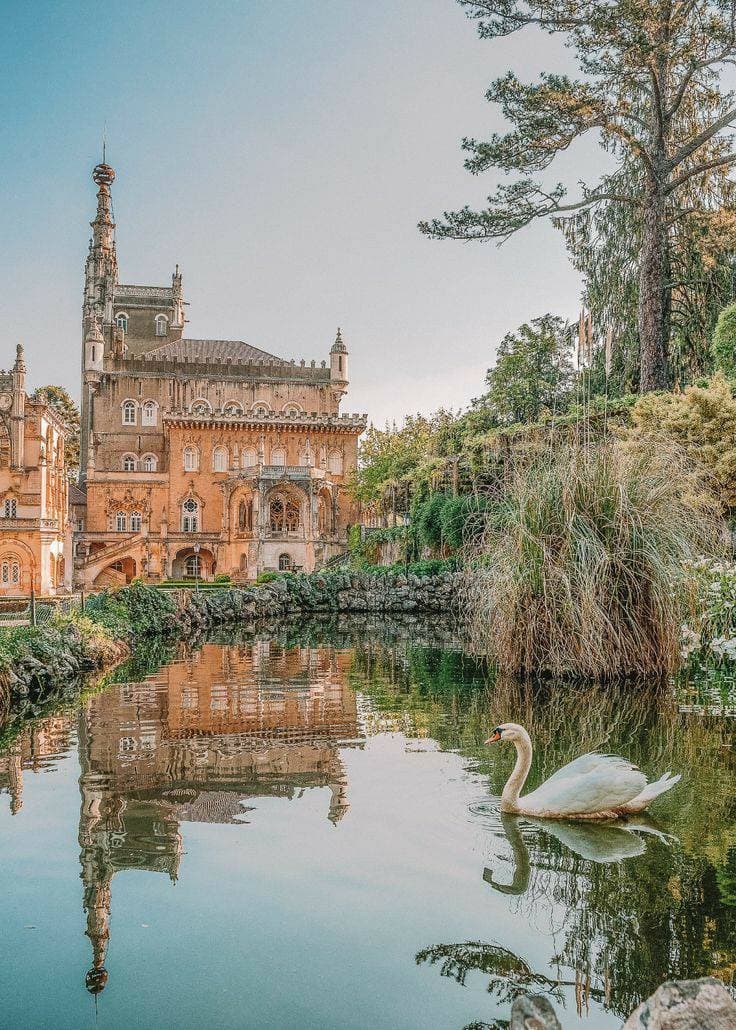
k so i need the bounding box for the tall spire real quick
[91,161,116,254]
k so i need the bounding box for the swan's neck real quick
[501,733,532,813]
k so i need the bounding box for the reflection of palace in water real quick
[3,641,362,995]
[0,716,72,815]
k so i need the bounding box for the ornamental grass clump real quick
[463,442,722,679]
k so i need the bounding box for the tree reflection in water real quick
[349,635,736,1024]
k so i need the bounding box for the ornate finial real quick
[92,162,115,188]
[331,327,347,353]
[14,344,25,373]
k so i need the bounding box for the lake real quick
[1,616,735,1029]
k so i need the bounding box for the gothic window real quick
[142,453,157,472]
[269,494,299,533]
[122,454,137,472]
[328,449,344,475]
[1,557,20,586]
[212,446,228,473]
[141,400,158,426]
[181,498,199,532]
[122,400,137,426]
[116,313,128,332]
[298,450,310,467]
[242,448,257,468]
[130,511,142,533]
[270,447,286,466]
[3,498,16,518]
[278,553,291,571]
[223,401,243,415]
[252,403,269,416]
[155,314,168,337]
[183,446,199,472]
[115,511,127,532]
[185,554,201,577]
[191,399,211,416]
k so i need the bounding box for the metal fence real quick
[0,593,86,628]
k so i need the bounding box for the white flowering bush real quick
[682,557,736,662]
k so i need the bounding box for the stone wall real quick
[176,570,463,633]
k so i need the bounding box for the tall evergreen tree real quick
[420,1,736,392]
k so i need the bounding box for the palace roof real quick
[148,338,286,365]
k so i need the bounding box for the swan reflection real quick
[483,811,675,895]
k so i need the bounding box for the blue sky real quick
[0,0,585,426]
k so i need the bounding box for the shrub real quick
[414,493,450,551]
[630,373,736,510]
[713,302,736,377]
[440,494,488,550]
[462,441,723,679]
[255,571,282,584]
[213,573,232,584]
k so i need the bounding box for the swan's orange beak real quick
[486,728,502,745]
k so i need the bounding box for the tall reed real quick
[462,442,722,679]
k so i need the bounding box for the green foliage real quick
[213,573,232,584]
[485,315,574,424]
[413,493,448,551]
[630,374,736,510]
[348,525,408,568]
[255,571,282,584]
[85,582,177,637]
[712,303,736,377]
[440,494,487,550]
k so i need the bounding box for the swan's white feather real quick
[521,753,647,817]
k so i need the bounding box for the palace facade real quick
[0,346,70,595]
[75,162,366,588]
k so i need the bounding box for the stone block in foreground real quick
[623,978,736,1029]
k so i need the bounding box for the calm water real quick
[1,618,736,1030]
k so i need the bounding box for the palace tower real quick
[75,162,366,587]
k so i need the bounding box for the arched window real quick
[3,498,17,518]
[183,446,199,472]
[130,511,142,533]
[212,446,228,472]
[141,400,157,427]
[142,453,157,472]
[223,401,243,416]
[122,400,137,426]
[115,511,127,532]
[116,312,128,332]
[283,403,302,415]
[181,498,199,532]
[269,494,300,533]
[1,557,20,586]
[278,553,291,571]
[155,314,168,337]
[252,403,269,416]
[190,399,211,415]
[185,554,201,578]
[242,448,257,468]
[328,449,344,475]
[122,453,137,472]
[270,447,286,466]
[298,450,310,468]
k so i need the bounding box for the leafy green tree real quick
[712,302,736,377]
[38,384,80,475]
[421,1,736,393]
[484,315,573,424]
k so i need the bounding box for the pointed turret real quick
[330,327,348,392]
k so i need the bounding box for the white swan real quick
[486,723,680,820]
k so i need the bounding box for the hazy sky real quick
[0,0,588,427]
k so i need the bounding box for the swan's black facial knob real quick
[486,727,502,744]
